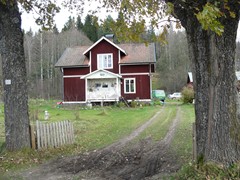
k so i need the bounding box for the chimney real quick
[105,34,114,42]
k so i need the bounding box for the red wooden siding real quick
[121,75,151,100]
[64,78,85,101]
[121,65,150,73]
[64,67,89,76]
[91,40,119,73]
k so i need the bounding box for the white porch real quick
[81,69,121,102]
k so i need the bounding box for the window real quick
[102,83,108,88]
[124,78,136,94]
[97,54,113,69]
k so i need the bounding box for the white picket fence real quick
[31,120,74,149]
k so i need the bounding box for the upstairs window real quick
[97,54,113,69]
[124,78,136,94]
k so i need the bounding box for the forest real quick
[1,14,239,100]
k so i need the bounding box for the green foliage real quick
[98,15,115,37]
[82,15,99,42]
[76,15,83,31]
[117,101,126,108]
[181,86,194,104]
[195,2,224,35]
[62,16,75,32]
[130,100,138,108]
[152,99,163,106]
[18,0,60,29]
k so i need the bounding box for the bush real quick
[117,101,126,108]
[130,100,138,108]
[181,86,194,104]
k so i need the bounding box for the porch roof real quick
[81,69,122,79]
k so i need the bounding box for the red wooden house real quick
[55,36,156,103]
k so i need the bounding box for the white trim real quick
[118,50,121,74]
[83,36,126,55]
[63,101,87,104]
[88,99,119,102]
[81,69,122,79]
[97,53,113,70]
[63,75,84,78]
[126,99,151,102]
[120,63,154,65]
[62,99,151,104]
[89,51,92,73]
[121,73,149,76]
[124,78,136,94]
[85,78,88,102]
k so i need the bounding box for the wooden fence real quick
[30,120,74,149]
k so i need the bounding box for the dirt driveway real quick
[10,106,182,180]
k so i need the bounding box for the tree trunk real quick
[0,1,30,150]
[40,32,44,99]
[175,3,240,164]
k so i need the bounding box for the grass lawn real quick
[0,99,161,172]
[0,100,195,174]
[170,104,195,162]
[136,104,178,142]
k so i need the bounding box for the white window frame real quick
[97,53,113,70]
[124,78,136,94]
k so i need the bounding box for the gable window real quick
[97,54,113,69]
[124,78,136,94]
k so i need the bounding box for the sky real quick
[21,3,118,33]
[21,5,240,42]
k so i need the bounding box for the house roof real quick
[83,36,127,55]
[55,46,89,67]
[81,69,122,79]
[119,43,156,64]
[55,37,156,68]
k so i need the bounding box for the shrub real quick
[130,100,138,108]
[117,101,126,108]
[181,86,194,104]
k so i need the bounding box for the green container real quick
[152,90,166,101]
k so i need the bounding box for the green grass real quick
[73,106,160,150]
[170,104,195,162]
[136,105,178,142]
[0,100,160,173]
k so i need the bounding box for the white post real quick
[85,78,88,102]
[44,110,49,120]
